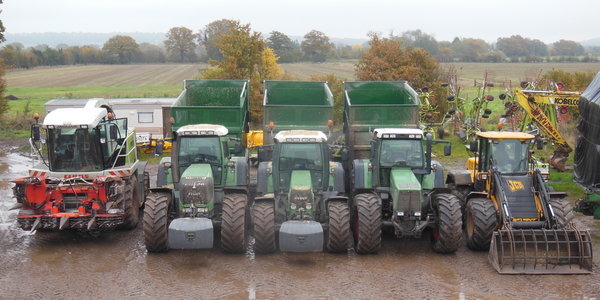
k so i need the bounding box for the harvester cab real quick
[448,131,592,274]
[13,98,148,232]
[350,128,462,254]
[144,124,248,253]
[253,130,349,253]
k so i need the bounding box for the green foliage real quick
[396,29,439,56]
[301,30,334,62]
[267,31,302,62]
[551,40,585,56]
[164,27,198,62]
[199,19,239,61]
[541,69,595,90]
[496,35,548,57]
[102,35,140,64]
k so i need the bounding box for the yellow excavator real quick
[447,131,592,274]
[507,88,581,171]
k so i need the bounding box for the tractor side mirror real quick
[469,141,478,152]
[444,144,452,156]
[109,125,119,140]
[32,124,41,142]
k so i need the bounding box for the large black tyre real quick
[122,175,140,229]
[143,192,170,252]
[326,201,351,253]
[221,194,247,253]
[252,201,276,254]
[431,193,463,253]
[550,198,575,228]
[353,193,382,254]
[465,198,496,251]
[451,186,471,215]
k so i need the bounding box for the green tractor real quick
[143,124,249,253]
[252,130,350,253]
[349,128,462,254]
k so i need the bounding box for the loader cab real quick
[171,124,228,186]
[272,130,329,194]
[372,128,426,187]
[475,132,533,175]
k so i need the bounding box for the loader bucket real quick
[488,228,593,274]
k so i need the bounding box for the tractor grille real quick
[397,190,420,213]
[62,193,88,209]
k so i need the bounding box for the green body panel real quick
[288,170,315,218]
[390,168,423,210]
[343,81,420,160]
[263,81,333,141]
[421,171,435,190]
[179,163,215,212]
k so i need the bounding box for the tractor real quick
[252,130,349,253]
[12,99,148,232]
[143,124,249,253]
[446,131,593,274]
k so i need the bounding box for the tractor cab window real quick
[47,128,103,172]
[278,143,325,190]
[177,136,223,183]
[98,118,128,168]
[379,139,424,168]
[491,139,529,174]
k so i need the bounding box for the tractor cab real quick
[472,132,532,175]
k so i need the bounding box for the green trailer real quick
[343,81,420,161]
[144,79,250,253]
[343,81,462,254]
[262,80,334,144]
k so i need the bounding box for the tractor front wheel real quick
[353,193,382,254]
[143,192,170,252]
[550,198,575,228]
[252,201,276,254]
[221,194,247,253]
[431,193,462,253]
[465,198,496,251]
[326,201,351,253]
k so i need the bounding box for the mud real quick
[1,149,599,299]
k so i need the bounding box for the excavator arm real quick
[513,89,581,171]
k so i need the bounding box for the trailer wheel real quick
[221,193,247,253]
[122,175,140,229]
[354,193,382,254]
[143,192,170,252]
[465,198,496,251]
[431,193,463,253]
[550,198,575,228]
[326,201,351,253]
[252,201,276,254]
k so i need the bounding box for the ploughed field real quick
[0,147,599,299]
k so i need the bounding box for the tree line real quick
[1,21,599,69]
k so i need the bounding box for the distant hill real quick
[4,32,368,48]
[4,32,166,47]
[581,37,600,47]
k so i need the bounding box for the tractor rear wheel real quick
[252,201,276,254]
[122,175,140,229]
[431,193,462,253]
[326,201,351,253]
[550,198,575,228]
[354,193,382,254]
[143,192,170,252]
[465,198,496,251]
[221,193,247,253]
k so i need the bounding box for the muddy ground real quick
[1,140,599,299]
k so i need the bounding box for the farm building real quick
[44,98,175,141]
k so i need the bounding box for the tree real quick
[201,22,282,123]
[102,35,139,64]
[551,40,585,56]
[310,73,346,126]
[451,38,490,61]
[199,19,239,61]
[267,31,301,62]
[496,35,530,57]
[138,43,166,63]
[164,26,197,62]
[301,30,334,62]
[397,29,439,56]
[0,0,7,119]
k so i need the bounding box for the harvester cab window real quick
[491,139,528,174]
[48,128,103,172]
[379,139,424,168]
[177,136,223,183]
[278,143,324,190]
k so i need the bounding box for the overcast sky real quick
[2,0,598,44]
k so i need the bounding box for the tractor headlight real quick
[290,203,297,210]
[305,203,312,210]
